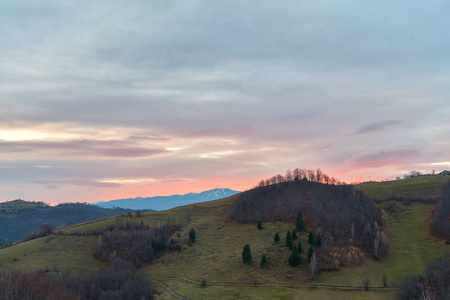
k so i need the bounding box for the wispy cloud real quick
[355,120,402,135]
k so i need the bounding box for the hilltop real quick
[0,176,448,299]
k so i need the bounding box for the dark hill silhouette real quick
[0,200,139,245]
[230,180,388,262]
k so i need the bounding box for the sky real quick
[1,1,449,204]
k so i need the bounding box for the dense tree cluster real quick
[94,221,180,266]
[0,269,78,300]
[230,180,388,264]
[57,258,154,300]
[431,180,450,239]
[255,168,340,188]
[398,256,450,300]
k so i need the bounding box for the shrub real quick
[274,232,280,244]
[296,210,305,231]
[257,221,263,230]
[242,244,252,265]
[289,245,300,267]
[292,229,298,241]
[286,230,293,249]
[260,254,269,268]
[189,228,196,244]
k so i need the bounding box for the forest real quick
[231,174,388,268]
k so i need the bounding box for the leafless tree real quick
[316,168,323,183]
[310,254,318,280]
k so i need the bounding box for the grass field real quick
[355,175,449,199]
[0,178,448,299]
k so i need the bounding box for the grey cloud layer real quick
[1,1,449,202]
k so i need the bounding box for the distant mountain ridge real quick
[95,188,241,211]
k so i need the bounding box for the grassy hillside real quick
[355,175,449,199]
[1,179,448,299]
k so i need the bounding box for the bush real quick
[257,221,263,230]
[289,245,300,267]
[296,210,305,231]
[308,246,314,262]
[260,254,269,268]
[292,229,298,241]
[242,244,252,265]
[274,232,280,244]
[189,228,196,244]
[286,230,293,249]
[308,231,314,245]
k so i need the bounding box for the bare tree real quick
[310,253,318,280]
[307,169,316,181]
[316,168,323,183]
[285,170,292,182]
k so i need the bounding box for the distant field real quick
[355,175,449,199]
[0,180,448,299]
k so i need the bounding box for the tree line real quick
[255,168,341,188]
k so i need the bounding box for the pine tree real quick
[257,221,263,230]
[296,210,305,231]
[308,231,314,245]
[289,245,301,267]
[291,229,298,241]
[308,246,315,262]
[316,232,322,247]
[274,232,280,244]
[242,244,252,265]
[286,231,293,249]
[297,240,303,254]
[260,254,269,268]
[189,228,196,244]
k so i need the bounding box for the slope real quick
[0,180,448,299]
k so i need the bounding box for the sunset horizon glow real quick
[1,1,449,204]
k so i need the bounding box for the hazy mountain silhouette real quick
[95,188,241,210]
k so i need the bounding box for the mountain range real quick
[94,188,241,210]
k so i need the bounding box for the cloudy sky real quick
[1,1,449,204]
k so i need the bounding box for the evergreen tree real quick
[286,230,293,249]
[242,244,252,265]
[308,246,315,262]
[189,228,196,244]
[289,245,301,267]
[308,231,314,245]
[260,255,269,268]
[316,232,322,247]
[296,210,305,231]
[274,232,280,244]
[297,240,303,254]
[291,229,298,241]
[257,221,263,230]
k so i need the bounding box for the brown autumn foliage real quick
[0,269,78,300]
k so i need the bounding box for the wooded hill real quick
[0,200,143,246]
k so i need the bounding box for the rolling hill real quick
[0,176,448,299]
